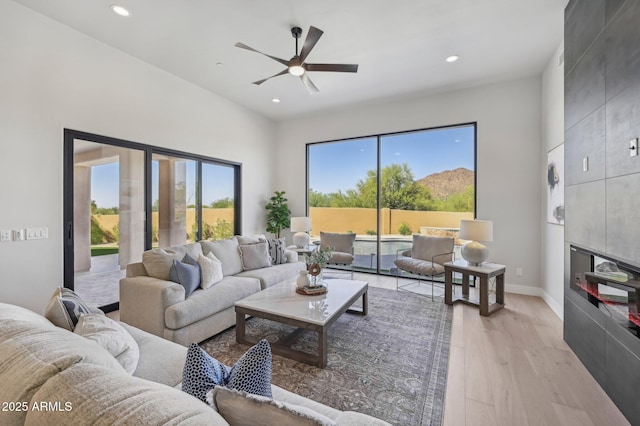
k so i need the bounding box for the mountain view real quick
[417,167,474,200]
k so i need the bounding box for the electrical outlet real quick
[0,230,11,242]
[516,267,524,277]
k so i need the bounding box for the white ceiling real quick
[12,0,568,121]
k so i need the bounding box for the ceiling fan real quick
[235,26,359,94]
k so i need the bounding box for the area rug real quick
[200,286,452,425]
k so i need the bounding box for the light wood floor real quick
[354,272,631,426]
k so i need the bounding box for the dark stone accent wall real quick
[564,1,640,423]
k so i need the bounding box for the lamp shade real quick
[290,217,311,232]
[459,220,493,242]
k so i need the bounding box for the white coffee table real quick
[235,279,368,367]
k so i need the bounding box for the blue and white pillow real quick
[227,339,273,398]
[169,254,201,297]
[182,343,231,402]
[182,339,273,402]
[44,287,104,331]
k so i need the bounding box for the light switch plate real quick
[0,230,11,242]
[631,138,638,157]
[583,157,589,171]
[13,229,25,241]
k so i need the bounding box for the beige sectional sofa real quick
[0,302,389,425]
[120,236,306,346]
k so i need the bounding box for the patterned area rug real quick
[200,286,452,425]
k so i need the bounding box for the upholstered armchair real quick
[319,232,356,278]
[394,234,454,299]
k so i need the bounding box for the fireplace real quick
[570,245,640,339]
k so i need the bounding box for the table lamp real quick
[290,217,311,248]
[459,219,493,266]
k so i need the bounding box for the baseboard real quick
[505,283,563,320]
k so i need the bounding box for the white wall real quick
[276,77,543,294]
[540,42,565,319]
[0,1,276,313]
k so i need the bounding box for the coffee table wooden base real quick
[235,288,367,368]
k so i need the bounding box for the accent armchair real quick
[319,232,356,279]
[394,234,454,300]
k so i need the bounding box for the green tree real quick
[438,186,474,212]
[308,189,331,207]
[210,198,234,208]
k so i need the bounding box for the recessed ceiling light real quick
[216,62,224,67]
[110,5,131,17]
[272,98,281,103]
[446,55,459,63]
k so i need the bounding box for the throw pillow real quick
[200,237,243,276]
[227,338,272,397]
[236,234,267,245]
[168,254,201,297]
[198,252,223,289]
[208,387,337,426]
[182,343,231,403]
[267,238,288,265]
[44,287,104,331]
[238,242,272,271]
[74,313,140,374]
[182,339,273,403]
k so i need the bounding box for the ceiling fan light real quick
[288,65,305,76]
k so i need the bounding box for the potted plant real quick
[265,191,291,238]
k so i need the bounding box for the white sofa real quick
[0,302,389,425]
[120,237,307,346]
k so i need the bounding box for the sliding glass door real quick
[64,130,241,312]
[307,123,476,275]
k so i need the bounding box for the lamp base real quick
[461,241,489,266]
[293,232,309,248]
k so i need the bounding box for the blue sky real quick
[91,160,235,208]
[308,125,475,194]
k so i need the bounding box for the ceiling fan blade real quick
[300,73,319,94]
[299,26,323,63]
[304,63,359,73]
[252,69,289,85]
[235,42,290,67]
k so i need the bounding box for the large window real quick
[307,123,476,275]
[64,130,241,312]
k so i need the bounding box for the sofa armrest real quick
[119,276,185,338]
[126,262,147,277]
[285,249,298,264]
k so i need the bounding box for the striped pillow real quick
[268,238,288,265]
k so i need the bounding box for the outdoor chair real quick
[394,234,454,300]
[320,231,356,279]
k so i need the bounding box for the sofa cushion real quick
[199,252,224,289]
[236,234,266,245]
[236,261,306,290]
[44,286,104,331]
[239,241,272,271]
[271,385,342,421]
[24,363,228,426]
[209,387,336,426]
[169,254,201,297]
[394,257,445,276]
[120,322,187,387]
[411,234,454,263]
[328,252,355,265]
[268,237,288,265]
[74,313,140,375]
[165,276,261,330]
[142,242,204,281]
[183,343,231,402]
[0,303,127,425]
[201,237,243,276]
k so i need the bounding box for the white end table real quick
[444,260,505,316]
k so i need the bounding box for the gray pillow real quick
[44,287,104,331]
[169,254,201,297]
[268,238,288,265]
[238,242,272,271]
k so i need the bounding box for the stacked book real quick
[296,285,327,295]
